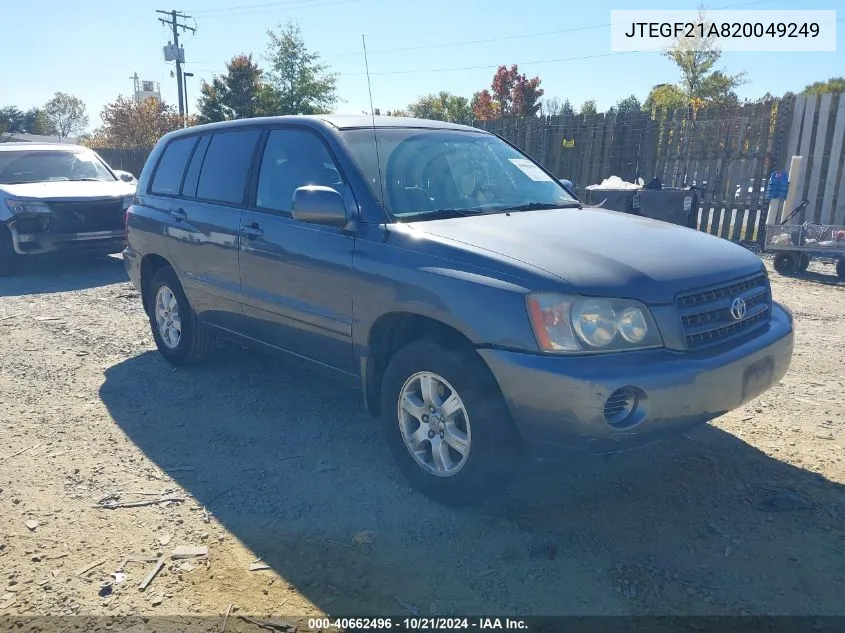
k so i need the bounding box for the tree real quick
[802,77,845,95]
[540,97,562,117]
[471,90,500,121]
[663,7,745,105]
[407,91,473,124]
[472,65,543,120]
[85,96,186,149]
[643,83,688,113]
[578,100,597,115]
[560,99,575,116]
[264,20,338,115]
[43,92,88,138]
[614,94,642,115]
[196,54,270,123]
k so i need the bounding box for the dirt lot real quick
[0,253,843,624]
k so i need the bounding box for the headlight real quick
[4,199,52,215]
[526,293,662,353]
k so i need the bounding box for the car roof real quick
[162,114,487,141]
[0,142,89,152]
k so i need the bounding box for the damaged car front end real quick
[0,143,137,271]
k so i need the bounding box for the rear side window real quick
[150,137,197,195]
[180,135,211,198]
[196,129,261,205]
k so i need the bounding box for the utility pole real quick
[130,72,140,102]
[156,9,196,118]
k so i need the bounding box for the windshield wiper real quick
[497,202,581,212]
[398,207,487,222]
[68,178,107,182]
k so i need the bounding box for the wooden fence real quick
[93,95,845,243]
[478,94,845,242]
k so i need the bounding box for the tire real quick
[146,265,214,366]
[837,257,845,281]
[0,225,21,277]
[799,254,811,271]
[773,252,799,276]
[379,340,523,506]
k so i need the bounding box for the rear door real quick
[237,126,356,375]
[163,128,261,329]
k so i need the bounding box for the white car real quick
[0,143,137,273]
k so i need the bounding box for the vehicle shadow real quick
[99,349,845,616]
[0,252,127,297]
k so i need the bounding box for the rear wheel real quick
[380,340,523,506]
[773,252,799,276]
[837,257,845,281]
[146,266,213,366]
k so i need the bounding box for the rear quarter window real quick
[150,137,197,195]
[196,129,261,205]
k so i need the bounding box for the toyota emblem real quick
[730,297,747,320]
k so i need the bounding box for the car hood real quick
[0,180,136,201]
[406,208,765,304]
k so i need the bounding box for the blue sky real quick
[1,0,841,131]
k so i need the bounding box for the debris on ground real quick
[75,558,107,577]
[249,561,271,572]
[138,556,165,591]
[171,546,208,560]
[24,520,39,531]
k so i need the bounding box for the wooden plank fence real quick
[478,94,845,242]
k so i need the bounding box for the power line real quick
[185,0,343,14]
[318,0,779,59]
[187,0,356,19]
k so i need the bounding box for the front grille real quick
[677,273,771,351]
[44,199,124,233]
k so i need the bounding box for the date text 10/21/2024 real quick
[307,618,529,631]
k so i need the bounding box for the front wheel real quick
[380,340,523,506]
[146,266,214,366]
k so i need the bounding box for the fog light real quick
[603,386,647,428]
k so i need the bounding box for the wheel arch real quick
[361,310,499,418]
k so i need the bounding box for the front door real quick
[237,127,356,376]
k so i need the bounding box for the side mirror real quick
[117,171,135,183]
[291,186,348,227]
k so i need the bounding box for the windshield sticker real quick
[508,158,552,182]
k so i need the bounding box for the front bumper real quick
[8,223,125,256]
[479,302,794,458]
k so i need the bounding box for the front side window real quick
[256,128,345,213]
[0,148,116,185]
[339,128,578,221]
[196,129,261,204]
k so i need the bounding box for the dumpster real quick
[635,188,699,229]
[584,188,639,214]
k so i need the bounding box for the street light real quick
[183,72,194,126]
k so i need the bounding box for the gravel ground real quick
[0,253,843,624]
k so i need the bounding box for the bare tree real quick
[44,92,89,139]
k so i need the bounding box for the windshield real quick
[339,128,578,221]
[0,149,116,185]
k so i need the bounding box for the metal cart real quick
[764,200,845,279]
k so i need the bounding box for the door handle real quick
[170,208,187,222]
[240,222,263,239]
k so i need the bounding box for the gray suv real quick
[124,116,794,506]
